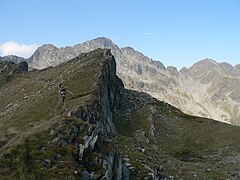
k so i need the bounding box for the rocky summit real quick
[1,49,240,179]
[2,37,239,125]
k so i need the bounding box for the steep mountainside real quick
[1,37,240,125]
[114,89,240,179]
[1,49,240,179]
[0,49,126,179]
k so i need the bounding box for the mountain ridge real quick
[1,37,240,124]
[1,49,240,178]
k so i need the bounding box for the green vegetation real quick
[0,118,90,179]
[114,90,240,179]
[0,49,109,178]
[114,105,152,137]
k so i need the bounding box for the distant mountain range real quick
[1,37,240,125]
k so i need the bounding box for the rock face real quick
[28,44,59,68]
[1,37,240,125]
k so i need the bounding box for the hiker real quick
[59,83,66,103]
[60,88,66,103]
[58,83,73,104]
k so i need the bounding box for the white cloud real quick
[144,32,150,35]
[0,41,39,58]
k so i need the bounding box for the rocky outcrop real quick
[60,49,127,179]
[97,50,124,134]
[66,49,127,179]
[69,49,124,134]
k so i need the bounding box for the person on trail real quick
[58,83,73,104]
[59,83,66,103]
[60,88,66,103]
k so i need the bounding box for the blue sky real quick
[1,0,240,68]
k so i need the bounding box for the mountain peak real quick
[188,58,219,74]
[197,58,219,66]
[121,46,149,60]
[122,46,135,51]
[36,44,59,51]
[93,37,114,43]
[83,37,116,47]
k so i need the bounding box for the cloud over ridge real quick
[0,41,39,58]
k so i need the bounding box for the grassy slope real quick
[114,90,240,179]
[0,50,106,178]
